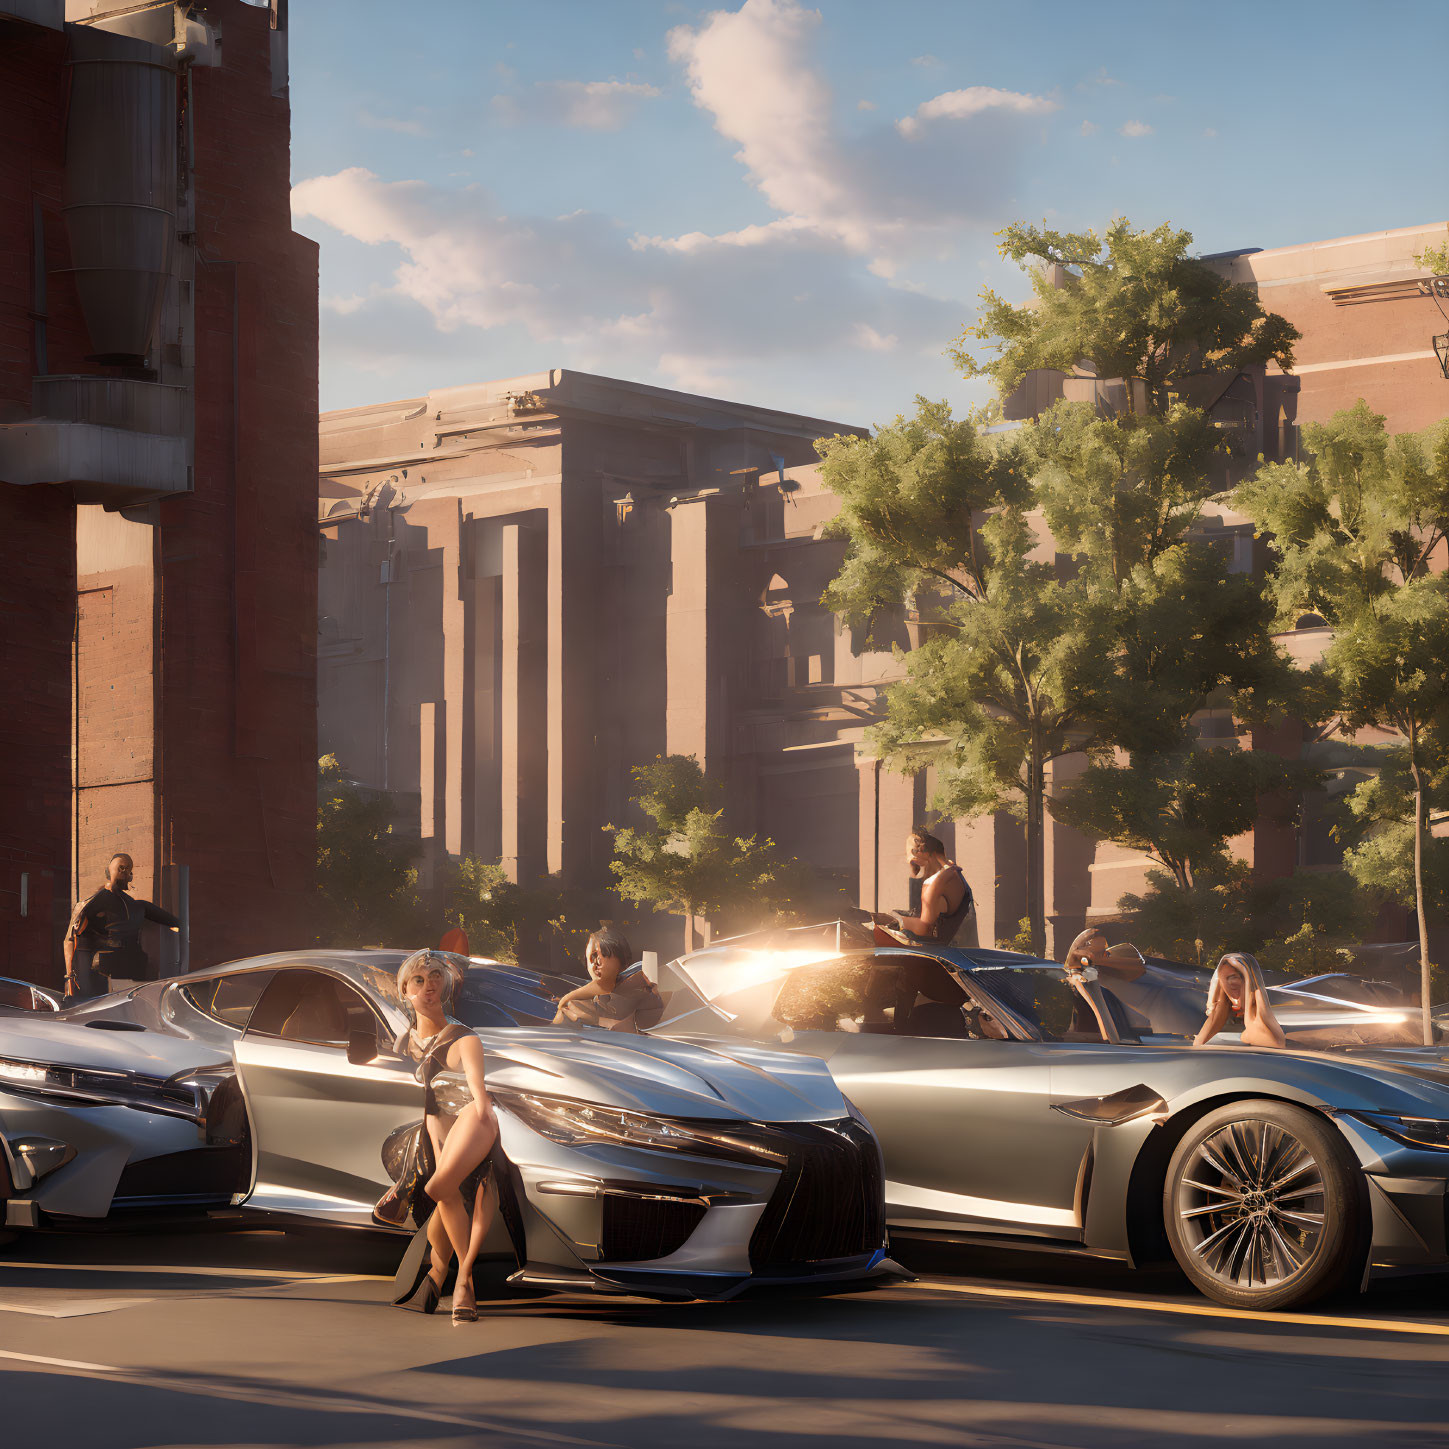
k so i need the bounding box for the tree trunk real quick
[1025,746,1047,958]
[683,911,698,957]
[1410,730,1434,1046]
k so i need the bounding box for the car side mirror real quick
[346,1029,379,1066]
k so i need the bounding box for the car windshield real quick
[1085,961,1426,1048]
[969,966,1107,1043]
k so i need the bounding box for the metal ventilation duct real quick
[63,28,177,366]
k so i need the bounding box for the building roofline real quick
[320,367,865,439]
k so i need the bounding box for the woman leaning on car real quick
[390,949,505,1324]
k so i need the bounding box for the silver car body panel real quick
[650,942,1449,1272]
[0,951,894,1299]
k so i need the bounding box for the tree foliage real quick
[608,756,815,951]
[952,218,1299,412]
[818,220,1307,955]
[1121,861,1372,975]
[1052,746,1317,892]
[315,755,426,948]
[443,857,590,966]
[1236,404,1449,1037]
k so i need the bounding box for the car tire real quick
[1163,1098,1366,1311]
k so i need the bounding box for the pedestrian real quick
[871,828,976,947]
[63,853,180,999]
[390,948,505,1324]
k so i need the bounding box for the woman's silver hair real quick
[395,948,463,1020]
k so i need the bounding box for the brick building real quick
[318,224,1448,963]
[0,0,318,988]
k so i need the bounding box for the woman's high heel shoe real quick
[391,1224,433,1307]
[398,1271,444,1315]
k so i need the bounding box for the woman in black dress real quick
[392,949,500,1323]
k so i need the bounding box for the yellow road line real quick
[0,1348,118,1371]
[0,1261,342,1281]
[910,1279,1449,1337]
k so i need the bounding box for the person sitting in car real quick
[1065,929,1204,1037]
[1194,953,1286,1049]
[553,930,664,1032]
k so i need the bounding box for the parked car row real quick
[5,939,1449,1312]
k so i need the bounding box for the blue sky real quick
[289,0,1443,424]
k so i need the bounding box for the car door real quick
[769,954,1098,1240]
[231,967,422,1223]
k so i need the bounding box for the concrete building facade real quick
[0,0,318,987]
[318,223,1448,961]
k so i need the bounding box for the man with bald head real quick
[64,853,180,998]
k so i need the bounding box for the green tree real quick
[1236,404,1449,1038]
[1120,861,1371,974]
[443,858,589,966]
[1416,241,1449,277]
[1052,745,1316,893]
[821,220,1299,955]
[315,754,426,947]
[608,756,815,953]
[953,218,1297,412]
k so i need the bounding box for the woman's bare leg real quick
[455,1179,498,1310]
[423,1118,453,1287]
[425,1110,497,1297]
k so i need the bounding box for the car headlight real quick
[0,1055,201,1121]
[1349,1112,1449,1150]
[489,1090,787,1165]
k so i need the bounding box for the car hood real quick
[476,1026,851,1123]
[0,1018,223,1079]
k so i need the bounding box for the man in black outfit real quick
[64,853,181,998]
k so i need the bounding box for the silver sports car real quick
[649,936,1449,1310]
[0,950,893,1302]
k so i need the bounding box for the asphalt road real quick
[4,1226,1449,1449]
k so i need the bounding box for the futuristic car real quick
[648,936,1449,1310]
[0,950,893,1302]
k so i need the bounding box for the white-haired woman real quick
[1194,952,1286,1049]
[392,948,500,1323]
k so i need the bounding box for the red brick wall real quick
[0,6,319,984]
[0,23,79,988]
[156,1,319,966]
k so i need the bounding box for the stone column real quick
[501,519,547,883]
[665,494,717,768]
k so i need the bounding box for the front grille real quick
[749,1118,884,1268]
[601,1196,706,1262]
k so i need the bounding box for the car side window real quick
[972,966,1106,1043]
[180,971,275,1028]
[245,969,379,1045]
[773,954,998,1039]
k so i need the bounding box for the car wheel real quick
[1163,1099,1366,1311]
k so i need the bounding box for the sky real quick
[288,0,1445,425]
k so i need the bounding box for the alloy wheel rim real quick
[1176,1119,1326,1290]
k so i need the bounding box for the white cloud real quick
[897,86,1058,137]
[357,109,427,137]
[1119,119,1153,137]
[1079,119,1098,136]
[852,324,898,352]
[665,0,1058,262]
[1203,126,1219,138]
[857,98,877,111]
[493,78,661,131]
[291,167,950,390]
[1080,67,1122,88]
[910,54,941,68]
